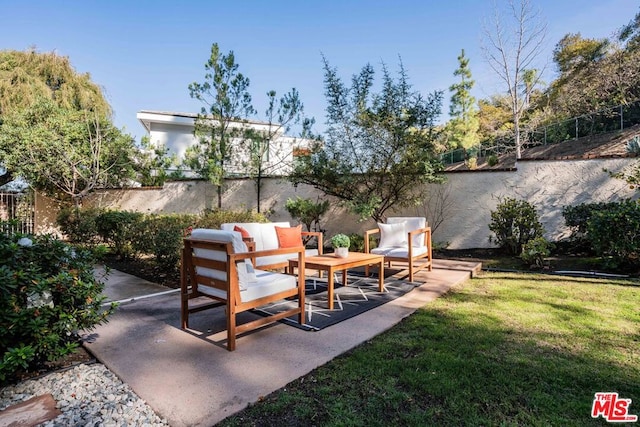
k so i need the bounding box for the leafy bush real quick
[0,231,116,384]
[285,197,330,232]
[95,210,144,259]
[138,214,196,272]
[487,155,499,167]
[57,207,105,246]
[586,199,640,267]
[488,197,544,255]
[521,237,554,268]
[562,202,610,236]
[196,209,269,229]
[346,233,364,252]
[562,201,627,254]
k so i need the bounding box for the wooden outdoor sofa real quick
[180,229,306,351]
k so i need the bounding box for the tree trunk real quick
[514,113,522,160]
[256,175,262,213]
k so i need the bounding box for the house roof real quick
[136,110,279,133]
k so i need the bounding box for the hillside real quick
[445,124,640,172]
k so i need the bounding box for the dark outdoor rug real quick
[253,272,418,331]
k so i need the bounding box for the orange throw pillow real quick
[233,225,251,239]
[275,225,303,248]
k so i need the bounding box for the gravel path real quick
[0,362,169,426]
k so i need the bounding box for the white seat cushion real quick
[371,245,428,258]
[198,269,296,303]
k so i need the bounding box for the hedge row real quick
[57,208,270,274]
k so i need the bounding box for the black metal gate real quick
[0,190,35,234]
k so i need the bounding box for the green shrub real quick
[487,155,499,167]
[95,210,144,259]
[488,197,544,255]
[0,231,116,384]
[196,209,269,229]
[562,202,610,236]
[347,233,364,252]
[284,197,330,232]
[521,237,554,268]
[586,199,640,267]
[56,207,104,246]
[562,201,628,255]
[139,214,197,273]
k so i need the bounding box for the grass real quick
[219,272,640,426]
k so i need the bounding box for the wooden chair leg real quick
[227,302,236,351]
[408,261,414,282]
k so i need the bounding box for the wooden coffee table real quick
[288,252,385,310]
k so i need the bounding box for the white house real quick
[136,110,312,177]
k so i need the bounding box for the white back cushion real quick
[220,222,291,251]
[378,222,407,248]
[387,217,427,247]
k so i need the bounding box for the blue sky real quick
[1,0,638,141]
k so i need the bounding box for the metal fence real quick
[440,100,640,165]
[0,190,35,235]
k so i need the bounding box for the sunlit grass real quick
[221,272,640,426]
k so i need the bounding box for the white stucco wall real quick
[413,158,637,249]
[40,157,637,249]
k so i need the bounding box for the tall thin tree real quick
[187,43,255,209]
[247,88,307,213]
[448,49,480,153]
[482,0,547,159]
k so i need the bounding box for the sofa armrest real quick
[301,231,323,255]
[408,226,432,247]
[364,228,380,253]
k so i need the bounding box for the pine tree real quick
[447,49,479,153]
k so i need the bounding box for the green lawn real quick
[220,272,640,426]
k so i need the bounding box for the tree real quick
[482,0,547,159]
[619,8,640,52]
[0,49,112,186]
[187,43,255,209]
[247,89,309,213]
[447,49,480,153]
[291,57,445,223]
[0,99,137,206]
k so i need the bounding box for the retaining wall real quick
[35,158,638,249]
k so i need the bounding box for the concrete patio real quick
[86,259,481,426]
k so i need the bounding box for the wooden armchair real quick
[181,229,305,351]
[364,217,432,282]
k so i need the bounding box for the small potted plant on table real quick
[331,233,351,258]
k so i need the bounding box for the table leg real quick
[327,267,335,310]
[341,269,348,286]
[378,260,384,292]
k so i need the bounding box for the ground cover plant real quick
[220,272,639,426]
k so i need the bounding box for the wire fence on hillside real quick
[440,100,640,165]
